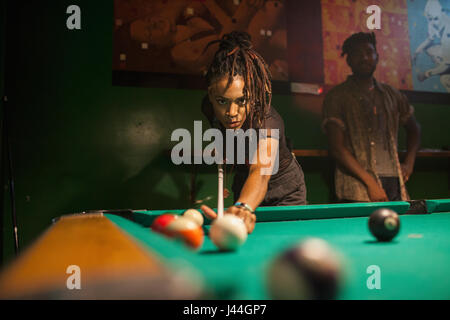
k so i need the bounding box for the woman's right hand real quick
[200,205,256,234]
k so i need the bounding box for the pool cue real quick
[1,96,19,257]
[217,163,224,218]
[1,2,21,263]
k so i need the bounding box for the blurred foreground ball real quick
[267,238,342,300]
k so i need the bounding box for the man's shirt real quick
[322,75,414,202]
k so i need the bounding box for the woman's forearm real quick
[236,166,270,210]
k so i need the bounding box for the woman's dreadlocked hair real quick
[341,32,377,57]
[205,31,272,129]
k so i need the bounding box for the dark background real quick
[0,0,449,264]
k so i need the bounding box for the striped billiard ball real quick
[166,217,204,250]
[368,208,400,242]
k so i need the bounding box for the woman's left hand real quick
[200,205,256,234]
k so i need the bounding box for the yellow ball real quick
[183,209,204,226]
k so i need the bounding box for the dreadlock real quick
[205,31,272,129]
[341,32,377,57]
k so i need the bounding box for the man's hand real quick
[200,204,256,234]
[400,162,414,182]
[366,181,389,202]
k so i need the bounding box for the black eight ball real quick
[368,208,400,242]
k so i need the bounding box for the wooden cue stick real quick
[217,163,224,218]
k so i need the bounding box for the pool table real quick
[0,199,449,300]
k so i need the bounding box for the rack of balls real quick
[150,210,203,250]
[151,209,248,251]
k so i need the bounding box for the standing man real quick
[322,32,421,202]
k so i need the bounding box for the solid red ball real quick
[151,213,179,235]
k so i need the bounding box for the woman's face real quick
[208,75,249,130]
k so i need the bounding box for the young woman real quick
[200,31,306,233]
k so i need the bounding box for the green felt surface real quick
[106,204,450,300]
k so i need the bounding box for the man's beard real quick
[354,65,376,79]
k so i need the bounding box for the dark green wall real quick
[1,0,449,264]
[0,0,6,265]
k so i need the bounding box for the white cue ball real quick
[209,214,248,251]
[183,209,204,226]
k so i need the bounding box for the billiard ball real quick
[209,214,248,251]
[267,238,342,300]
[151,213,179,235]
[183,209,204,226]
[368,208,400,242]
[166,217,204,250]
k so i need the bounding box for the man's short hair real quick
[341,32,377,57]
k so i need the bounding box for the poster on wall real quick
[320,0,450,95]
[113,0,289,81]
[407,0,450,93]
[321,0,413,91]
[113,0,449,98]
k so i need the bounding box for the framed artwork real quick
[407,0,450,93]
[113,0,289,90]
[321,0,413,91]
[113,0,449,102]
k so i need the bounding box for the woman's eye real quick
[216,98,227,105]
[237,99,246,106]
